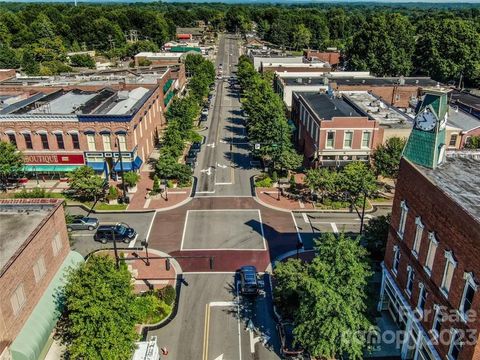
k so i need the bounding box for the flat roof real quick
[451,90,480,110]
[283,76,437,87]
[135,52,183,58]
[447,107,480,131]
[417,155,480,222]
[263,62,329,68]
[296,92,363,119]
[0,200,60,273]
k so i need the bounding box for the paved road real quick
[65,206,155,256]
[148,273,281,360]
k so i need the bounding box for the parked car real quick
[67,216,99,232]
[201,108,209,116]
[186,149,197,159]
[238,265,260,296]
[200,113,208,122]
[278,322,304,358]
[190,142,202,153]
[94,224,137,244]
[185,157,197,169]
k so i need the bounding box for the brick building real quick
[134,52,184,67]
[291,91,413,167]
[303,49,341,67]
[0,199,83,360]
[379,89,480,360]
[0,66,186,179]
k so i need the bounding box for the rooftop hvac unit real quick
[296,78,303,84]
[117,91,129,100]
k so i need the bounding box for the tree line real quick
[0,3,478,86]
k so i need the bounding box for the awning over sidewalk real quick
[9,251,84,360]
[23,165,82,172]
[113,156,143,172]
[86,162,106,172]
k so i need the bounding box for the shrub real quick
[167,179,175,188]
[289,174,296,191]
[123,171,140,188]
[157,285,176,306]
[106,185,118,201]
[254,175,272,188]
[151,175,160,194]
[271,171,278,183]
[137,59,152,67]
[14,187,47,198]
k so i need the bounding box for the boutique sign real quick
[25,154,85,165]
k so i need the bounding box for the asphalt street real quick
[65,206,155,256]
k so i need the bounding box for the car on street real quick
[278,322,304,358]
[186,149,197,159]
[238,265,260,296]
[185,157,197,169]
[201,108,209,116]
[190,141,202,153]
[67,216,99,231]
[94,223,137,244]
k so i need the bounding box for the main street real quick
[144,34,391,359]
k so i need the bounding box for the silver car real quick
[67,216,99,232]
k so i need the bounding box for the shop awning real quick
[86,162,106,171]
[114,156,143,172]
[23,165,82,172]
[9,251,84,360]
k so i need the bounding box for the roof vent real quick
[362,79,365,84]
[399,76,405,86]
[308,78,312,84]
[296,78,303,84]
[415,80,419,84]
[117,91,129,100]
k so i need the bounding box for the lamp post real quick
[141,240,150,266]
[111,229,119,270]
[116,137,128,204]
[359,190,368,235]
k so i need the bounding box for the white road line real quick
[145,213,156,243]
[291,212,304,246]
[215,182,233,185]
[311,221,360,225]
[298,200,305,208]
[302,213,309,223]
[196,190,216,194]
[143,198,151,209]
[209,301,237,307]
[70,233,92,237]
[236,281,243,360]
[257,209,267,250]
[331,223,339,234]
[180,210,190,250]
[128,234,139,248]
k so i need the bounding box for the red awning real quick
[177,34,192,39]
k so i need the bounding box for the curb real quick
[66,203,156,214]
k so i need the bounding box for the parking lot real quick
[180,209,266,250]
[65,206,155,256]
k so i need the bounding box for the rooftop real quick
[417,155,480,222]
[447,106,480,131]
[135,52,183,58]
[283,75,437,87]
[451,90,480,110]
[263,62,329,68]
[343,91,412,128]
[0,199,61,274]
[296,91,363,119]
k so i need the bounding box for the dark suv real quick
[239,266,260,296]
[94,224,137,244]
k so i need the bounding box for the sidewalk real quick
[127,172,191,211]
[255,187,315,211]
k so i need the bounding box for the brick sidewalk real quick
[127,171,191,210]
[255,187,315,211]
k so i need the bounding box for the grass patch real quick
[254,173,273,188]
[92,203,128,211]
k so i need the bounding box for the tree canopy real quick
[274,233,373,359]
[67,166,105,201]
[372,137,406,179]
[0,141,24,187]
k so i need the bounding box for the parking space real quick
[181,210,266,250]
[65,206,155,256]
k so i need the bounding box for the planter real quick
[108,199,118,205]
[128,185,138,193]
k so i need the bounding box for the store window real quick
[55,133,65,150]
[40,133,49,149]
[87,134,96,151]
[71,133,80,149]
[23,133,33,149]
[7,133,17,147]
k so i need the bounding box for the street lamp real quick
[141,240,150,266]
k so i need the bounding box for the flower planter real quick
[108,199,118,205]
[128,185,138,193]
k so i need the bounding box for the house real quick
[0,199,84,360]
[379,89,480,360]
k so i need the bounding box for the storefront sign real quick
[25,154,85,165]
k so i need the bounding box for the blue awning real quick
[114,156,143,172]
[86,162,105,171]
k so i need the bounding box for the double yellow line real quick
[202,303,211,360]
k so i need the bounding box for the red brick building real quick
[304,49,341,67]
[0,66,186,179]
[379,90,480,360]
[0,199,83,360]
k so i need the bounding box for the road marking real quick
[217,163,227,169]
[302,213,309,223]
[69,233,92,237]
[202,303,210,360]
[143,198,151,209]
[201,167,213,175]
[210,301,237,307]
[236,281,243,360]
[145,213,156,244]
[128,234,139,248]
[298,200,305,208]
[196,190,216,194]
[257,209,267,250]
[206,143,216,148]
[291,212,304,245]
[214,354,224,360]
[180,211,190,250]
[331,222,339,234]
[215,182,233,185]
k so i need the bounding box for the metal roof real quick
[296,92,363,119]
[447,107,480,132]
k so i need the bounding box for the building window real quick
[440,251,457,296]
[33,256,46,283]
[392,245,400,275]
[102,134,112,151]
[55,133,65,150]
[361,131,371,148]
[424,233,438,275]
[449,134,458,147]
[71,133,80,149]
[23,133,33,149]
[412,217,424,258]
[326,131,335,148]
[52,233,63,256]
[417,283,427,314]
[432,305,443,337]
[86,134,96,151]
[117,134,127,151]
[459,273,477,318]
[448,330,462,360]
[10,284,26,316]
[343,131,353,148]
[7,133,17,147]
[398,200,408,238]
[406,265,414,296]
[39,133,49,149]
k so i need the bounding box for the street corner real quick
[254,187,315,212]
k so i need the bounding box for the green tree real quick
[125,40,159,58]
[155,154,191,185]
[67,166,105,201]
[465,135,480,149]
[30,13,56,40]
[372,137,406,178]
[0,141,24,187]
[57,255,139,360]
[0,45,20,68]
[275,149,302,173]
[274,233,373,359]
[305,168,340,201]
[292,24,312,50]
[363,214,391,261]
[69,54,96,68]
[340,161,377,202]
[184,53,205,76]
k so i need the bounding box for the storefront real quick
[22,153,85,180]
[85,150,143,180]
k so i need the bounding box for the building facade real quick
[0,66,186,179]
[0,199,83,360]
[379,90,480,360]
